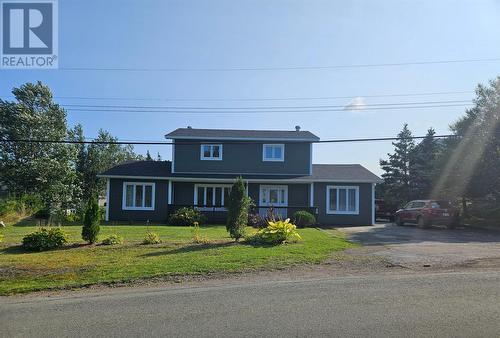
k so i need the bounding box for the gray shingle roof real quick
[307,164,382,182]
[99,162,381,183]
[165,128,320,141]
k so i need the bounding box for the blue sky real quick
[1,0,500,174]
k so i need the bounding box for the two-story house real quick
[99,127,382,225]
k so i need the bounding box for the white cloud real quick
[344,96,367,112]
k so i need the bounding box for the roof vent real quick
[295,125,301,132]
[187,126,192,129]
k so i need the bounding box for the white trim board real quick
[97,175,381,184]
[371,183,376,225]
[105,179,110,221]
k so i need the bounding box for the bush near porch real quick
[0,224,353,295]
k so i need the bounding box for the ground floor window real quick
[194,184,232,210]
[122,182,155,210]
[259,185,288,218]
[326,185,359,214]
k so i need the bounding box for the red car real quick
[394,200,459,229]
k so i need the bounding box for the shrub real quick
[0,195,43,217]
[101,234,124,246]
[0,199,18,216]
[143,232,162,244]
[247,213,267,228]
[169,207,206,226]
[82,197,100,244]
[226,177,251,241]
[249,219,301,245]
[292,210,316,228]
[191,221,209,244]
[22,228,68,251]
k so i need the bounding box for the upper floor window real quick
[200,144,222,160]
[326,185,359,215]
[262,144,284,162]
[122,182,155,210]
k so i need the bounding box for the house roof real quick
[99,162,382,183]
[306,164,382,182]
[165,128,320,141]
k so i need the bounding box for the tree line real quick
[378,77,500,212]
[0,82,151,217]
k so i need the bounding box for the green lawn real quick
[0,224,353,295]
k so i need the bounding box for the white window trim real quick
[200,144,223,161]
[326,185,359,215]
[122,182,156,211]
[262,144,285,162]
[193,184,232,210]
[259,185,288,206]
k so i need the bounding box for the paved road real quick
[1,271,499,337]
[340,223,500,267]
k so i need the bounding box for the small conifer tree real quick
[82,196,100,244]
[226,177,250,241]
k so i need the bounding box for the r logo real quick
[2,2,53,54]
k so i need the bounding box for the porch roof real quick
[99,162,382,183]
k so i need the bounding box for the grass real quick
[0,224,353,295]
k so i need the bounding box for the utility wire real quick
[1,90,473,102]
[61,99,472,111]
[56,57,500,72]
[0,134,462,145]
[65,103,471,114]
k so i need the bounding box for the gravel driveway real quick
[338,223,500,268]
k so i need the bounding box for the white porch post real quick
[168,181,172,205]
[309,183,314,207]
[372,183,376,225]
[105,178,110,222]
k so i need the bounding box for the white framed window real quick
[262,144,284,162]
[194,184,232,210]
[259,185,288,206]
[326,185,359,215]
[122,182,155,210]
[200,144,222,160]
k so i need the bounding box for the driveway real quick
[338,223,500,268]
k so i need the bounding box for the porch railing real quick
[167,204,318,223]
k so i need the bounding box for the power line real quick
[0,134,461,145]
[56,57,500,72]
[65,103,471,114]
[2,90,473,102]
[61,99,471,111]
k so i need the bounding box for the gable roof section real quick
[99,162,381,183]
[165,128,320,141]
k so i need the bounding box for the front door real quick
[259,185,288,219]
